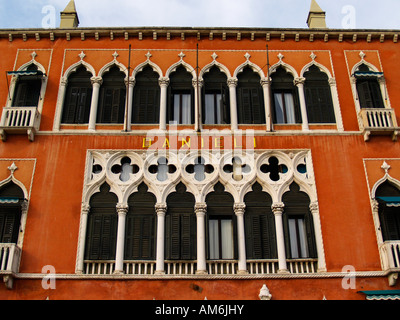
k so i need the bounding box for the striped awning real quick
[0,197,19,204]
[377,196,400,207]
[360,290,400,300]
[7,70,44,76]
[354,71,384,78]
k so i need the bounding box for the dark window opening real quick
[12,64,42,108]
[304,65,335,124]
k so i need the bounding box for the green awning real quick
[359,290,400,300]
[0,197,19,204]
[377,196,400,207]
[7,70,44,76]
[354,71,384,78]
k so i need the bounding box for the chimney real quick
[307,0,327,29]
[60,0,79,28]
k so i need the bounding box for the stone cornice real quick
[1,26,399,43]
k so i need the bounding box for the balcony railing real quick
[83,258,318,276]
[358,108,399,141]
[0,243,22,289]
[382,241,400,271]
[0,106,40,142]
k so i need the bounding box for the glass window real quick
[209,218,234,260]
[204,93,223,124]
[288,217,309,258]
[173,93,192,124]
[273,92,296,124]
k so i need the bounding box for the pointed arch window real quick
[237,67,265,124]
[244,182,277,259]
[0,182,24,244]
[376,181,400,241]
[168,66,194,125]
[62,66,93,124]
[84,183,118,261]
[11,64,43,108]
[206,182,236,260]
[165,182,196,260]
[355,64,385,109]
[97,66,126,124]
[282,183,317,259]
[271,67,301,124]
[132,65,160,124]
[202,66,230,125]
[125,183,157,260]
[304,65,336,123]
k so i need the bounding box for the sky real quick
[0,0,400,30]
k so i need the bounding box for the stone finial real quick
[307,0,327,29]
[60,0,80,28]
[259,284,272,300]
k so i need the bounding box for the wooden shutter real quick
[0,207,21,244]
[238,88,252,124]
[125,214,155,260]
[305,85,335,123]
[63,87,92,124]
[357,81,374,109]
[166,213,196,260]
[85,212,117,260]
[133,87,160,124]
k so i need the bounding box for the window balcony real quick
[0,243,22,289]
[358,108,400,141]
[0,106,41,142]
[82,258,319,276]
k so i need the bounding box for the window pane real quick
[181,94,191,124]
[297,219,309,258]
[288,218,299,258]
[209,220,219,259]
[173,94,181,123]
[221,219,234,259]
[274,93,285,124]
[205,94,215,124]
[288,217,309,259]
[215,94,222,124]
[284,93,296,124]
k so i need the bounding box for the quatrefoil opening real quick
[148,157,177,182]
[111,157,139,182]
[223,156,251,181]
[185,156,214,182]
[260,156,288,181]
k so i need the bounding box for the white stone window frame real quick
[76,149,326,276]
[349,54,391,130]
[6,58,48,115]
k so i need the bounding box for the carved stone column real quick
[260,78,273,132]
[155,203,167,274]
[76,203,90,274]
[193,79,204,132]
[125,77,135,132]
[195,203,208,274]
[159,78,170,130]
[234,203,248,274]
[227,78,238,131]
[114,204,129,274]
[54,77,68,131]
[88,76,103,131]
[272,203,289,273]
[293,77,309,131]
[328,78,344,132]
[309,201,326,272]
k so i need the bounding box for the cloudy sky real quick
[0,0,399,30]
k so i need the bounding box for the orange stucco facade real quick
[0,22,399,301]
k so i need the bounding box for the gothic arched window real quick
[165,182,196,260]
[0,182,24,244]
[244,182,277,259]
[202,66,230,125]
[97,66,126,124]
[376,181,400,241]
[304,65,335,123]
[125,183,156,260]
[206,182,236,260]
[62,66,93,124]
[84,183,118,260]
[168,66,194,125]
[132,65,160,124]
[282,182,317,259]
